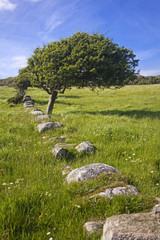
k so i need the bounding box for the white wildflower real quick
[74,205,81,208]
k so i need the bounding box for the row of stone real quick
[23,96,160,239]
[23,97,96,158]
[85,203,160,239]
[64,163,160,239]
[23,95,34,108]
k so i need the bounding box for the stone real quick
[52,146,67,159]
[65,163,120,183]
[24,101,34,108]
[23,95,33,102]
[31,109,43,116]
[101,211,160,240]
[62,166,73,175]
[75,141,95,153]
[35,115,50,120]
[24,100,33,104]
[37,121,63,133]
[84,221,105,235]
[92,185,140,199]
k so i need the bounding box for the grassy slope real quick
[0,85,160,239]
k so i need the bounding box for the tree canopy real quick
[22,32,139,114]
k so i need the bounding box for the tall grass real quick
[0,85,160,239]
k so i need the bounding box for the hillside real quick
[0,77,17,87]
[0,85,160,239]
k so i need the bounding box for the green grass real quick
[0,85,160,239]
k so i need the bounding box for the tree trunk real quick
[46,91,58,115]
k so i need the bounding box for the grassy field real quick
[0,85,160,239]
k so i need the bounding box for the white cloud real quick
[27,0,42,2]
[0,0,16,11]
[46,13,64,33]
[45,0,80,33]
[140,68,160,76]
[0,55,28,78]
[11,56,28,69]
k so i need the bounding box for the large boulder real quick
[75,141,95,153]
[92,185,140,199]
[101,210,160,240]
[37,121,63,133]
[65,163,120,183]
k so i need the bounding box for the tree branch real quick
[42,84,51,94]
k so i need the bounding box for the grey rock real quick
[24,101,34,108]
[31,109,43,116]
[65,163,120,183]
[75,141,95,153]
[37,121,63,133]
[84,221,105,235]
[23,95,34,102]
[62,166,73,175]
[52,146,67,159]
[101,212,160,240]
[93,185,140,199]
[24,100,33,104]
[35,115,50,120]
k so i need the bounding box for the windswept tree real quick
[26,32,138,114]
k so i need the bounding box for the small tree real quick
[7,68,31,105]
[16,67,31,95]
[26,32,138,114]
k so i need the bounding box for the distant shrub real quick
[7,92,23,104]
[128,75,160,85]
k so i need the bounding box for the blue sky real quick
[0,0,160,78]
